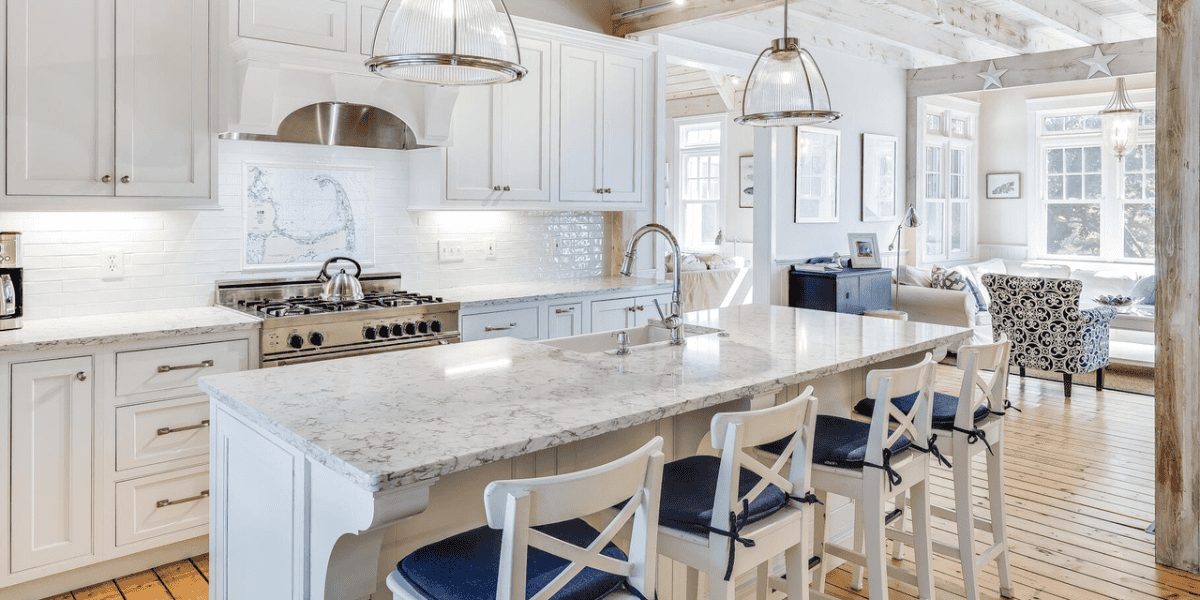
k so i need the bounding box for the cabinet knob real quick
[503,185,512,191]
[120,176,131,184]
[101,175,112,184]
[76,371,87,381]
[493,185,503,192]
[604,188,613,194]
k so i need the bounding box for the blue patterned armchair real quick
[981,274,1117,398]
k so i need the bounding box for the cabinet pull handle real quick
[493,185,503,191]
[157,490,209,508]
[604,188,613,194]
[157,420,210,436]
[637,305,645,311]
[76,371,87,381]
[121,176,132,184]
[484,323,518,332]
[555,308,574,314]
[157,359,214,373]
[101,175,112,184]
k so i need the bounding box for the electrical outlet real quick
[484,237,497,260]
[102,247,124,279]
[549,236,562,255]
[438,240,464,263]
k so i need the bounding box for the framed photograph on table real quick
[986,172,1021,199]
[739,155,754,208]
[847,233,882,268]
[795,127,840,223]
[861,133,897,221]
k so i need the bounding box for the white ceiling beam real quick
[720,12,939,69]
[1108,0,1156,17]
[907,37,1155,97]
[654,34,760,77]
[858,0,1061,55]
[613,0,785,37]
[783,0,988,63]
[706,71,738,111]
[989,0,1137,45]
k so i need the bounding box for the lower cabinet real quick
[458,288,674,343]
[115,464,209,546]
[461,306,540,342]
[589,292,673,333]
[546,302,583,338]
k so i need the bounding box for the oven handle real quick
[264,337,461,368]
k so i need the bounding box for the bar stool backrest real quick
[864,354,937,464]
[708,387,820,527]
[483,437,666,600]
[954,334,1013,431]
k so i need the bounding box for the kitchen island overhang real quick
[200,305,973,600]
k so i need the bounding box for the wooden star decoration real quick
[1078,47,1118,79]
[977,61,1008,90]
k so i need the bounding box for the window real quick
[1035,105,1156,262]
[675,118,723,251]
[919,100,978,263]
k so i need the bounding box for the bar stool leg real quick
[954,444,981,600]
[785,539,811,600]
[852,502,866,591]
[988,430,1016,598]
[865,477,890,600]
[891,490,908,561]
[756,562,769,600]
[813,491,830,595]
[910,478,936,600]
[685,566,699,600]
[707,545,737,600]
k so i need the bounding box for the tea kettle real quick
[318,257,364,302]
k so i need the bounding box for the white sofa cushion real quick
[897,264,933,287]
[1073,268,1141,299]
[1005,261,1071,279]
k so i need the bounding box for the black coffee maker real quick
[0,232,23,330]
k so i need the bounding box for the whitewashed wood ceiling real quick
[614,0,1155,70]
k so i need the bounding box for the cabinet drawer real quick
[116,339,249,397]
[239,0,348,51]
[462,307,539,342]
[115,465,209,546]
[116,396,209,471]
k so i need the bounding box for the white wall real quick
[663,108,756,248]
[505,0,613,34]
[974,73,1157,250]
[4,140,607,320]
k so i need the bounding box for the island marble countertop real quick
[0,307,262,354]
[431,276,672,309]
[201,305,972,493]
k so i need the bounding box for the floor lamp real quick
[888,205,921,299]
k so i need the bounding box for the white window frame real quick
[918,96,979,265]
[672,115,725,253]
[1027,89,1156,264]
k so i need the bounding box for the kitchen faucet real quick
[620,224,685,346]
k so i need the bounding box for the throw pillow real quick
[897,264,933,287]
[953,265,985,312]
[931,265,967,291]
[967,258,1007,308]
[1131,275,1156,305]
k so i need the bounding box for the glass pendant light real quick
[366,0,528,86]
[736,0,840,127]
[1099,77,1141,161]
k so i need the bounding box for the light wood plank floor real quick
[41,365,1198,600]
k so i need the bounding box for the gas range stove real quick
[217,273,460,367]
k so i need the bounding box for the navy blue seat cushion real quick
[655,455,789,536]
[757,415,912,469]
[853,391,990,430]
[397,519,626,600]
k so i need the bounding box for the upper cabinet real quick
[6,0,212,204]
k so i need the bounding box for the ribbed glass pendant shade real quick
[366,0,527,86]
[736,39,840,127]
[1099,77,1141,161]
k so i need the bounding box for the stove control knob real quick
[405,322,417,336]
[390,323,405,338]
[417,321,430,335]
[309,332,325,347]
[430,319,442,334]
[363,326,377,341]
[377,325,391,339]
[288,334,304,350]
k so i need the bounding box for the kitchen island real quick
[199,305,972,600]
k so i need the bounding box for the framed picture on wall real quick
[986,172,1021,199]
[795,127,840,223]
[739,155,754,208]
[861,133,898,222]
[847,233,882,268]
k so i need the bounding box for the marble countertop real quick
[431,277,672,309]
[201,305,973,493]
[0,307,262,354]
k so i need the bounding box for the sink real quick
[541,324,723,354]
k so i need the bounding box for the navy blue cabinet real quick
[788,267,892,314]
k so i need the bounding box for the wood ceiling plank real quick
[788,0,989,63]
[990,0,1138,45]
[859,0,1062,54]
[613,0,786,37]
[721,11,937,69]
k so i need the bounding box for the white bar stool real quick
[859,335,1016,600]
[655,388,821,600]
[386,437,665,600]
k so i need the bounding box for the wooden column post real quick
[1156,0,1200,573]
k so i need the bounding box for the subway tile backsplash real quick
[3,140,606,320]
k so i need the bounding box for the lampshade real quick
[366,0,527,86]
[1099,77,1141,161]
[735,0,840,127]
[901,204,920,228]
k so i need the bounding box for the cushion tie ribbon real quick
[706,498,756,582]
[863,448,903,491]
[788,492,824,506]
[990,398,1022,417]
[952,425,994,455]
[911,434,952,469]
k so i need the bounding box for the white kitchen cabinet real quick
[9,356,94,573]
[547,302,584,339]
[446,36,552,202]
[559,46,648,205]
[6,0,210,199]
[239,0,348,51]
[461,307,540,342]
[589,293,673,333]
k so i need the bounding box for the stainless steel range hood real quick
[219,102,423,150]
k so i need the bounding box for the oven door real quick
[263,336,460,368]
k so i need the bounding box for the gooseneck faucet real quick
[620,223,685,346]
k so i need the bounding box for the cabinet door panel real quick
[547,302,584,339]
[239,0,347,51]
[6,0,115,196]
[558,46,603,202]
[590,298,633,334]
[498,37,551,201]
[116,0,210,198]
[10,356,94,573]
[601,54,644,203]
[632,293,672,327]
[446,86,499,200]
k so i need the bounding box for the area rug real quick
[941,355,1154,397]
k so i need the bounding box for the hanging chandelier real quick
[1098,77,1141,161]
[735,0,841,127]
[366,0,528,86]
